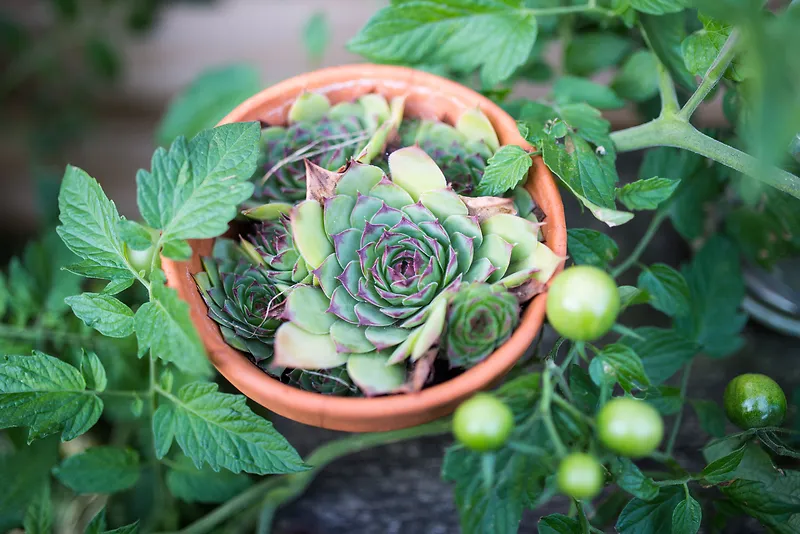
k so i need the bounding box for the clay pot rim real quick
[162,64,567,431]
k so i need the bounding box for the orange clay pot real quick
[162,64,567,432]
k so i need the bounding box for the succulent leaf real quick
[273,322,348,369]
[456,107,500,152]
[347,352,407,395]
[288,92,331,124]
[388,146,447,201]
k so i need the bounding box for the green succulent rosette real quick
[443,283,520,368]
[265,146,562,395]
[251,92,394,205]
[194,239,287,370]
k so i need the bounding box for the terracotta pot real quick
[163,64,567,432]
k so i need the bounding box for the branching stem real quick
[611,210,668,278]
[679,30,740,121]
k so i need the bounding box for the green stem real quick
[611,211,667,278]
[678,30,740,121]
[0,323,91,346]
[665,361,693,456]
[175,419,452,534]
[656,62,679,116]
[540,371,568,457]
[577,501,591,533]
[610,117,800,200]
[553,394,595,427]
[97,389,143,399]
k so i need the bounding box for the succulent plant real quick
[251,92,394,204]
[395,108,499,196]
[194,239,287,371]
[286,367,358,396]
[443,283,520,368]
[264,146,561,395]
[238,211,311,285]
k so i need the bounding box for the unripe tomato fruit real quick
[452,393,514,452]
[597,397,663,458]
[557,452,604,500]
[723,373,786,429]
[546,266,620,342]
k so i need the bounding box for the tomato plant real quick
[2,1,800,533]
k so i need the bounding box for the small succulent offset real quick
[251,92,391,205]
[443,283,520,368]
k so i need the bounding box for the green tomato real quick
[452,393,514,452]
[546,265,620,342]
[597,397,663,458]
[557,452,604,500]
[723,373,786,429]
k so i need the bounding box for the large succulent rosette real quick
[270,146,561,395]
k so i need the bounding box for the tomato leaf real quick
[476,145,532,196]
[700,445,746,484]
[671,495,702,534]
[136,122,259,242]
[564,32,631,76]
[53,447,140,494]
[65,293,135,338]
[567,228,619,268]
[613,457,660,501]
[153,382,307,475]
[675,237,747,358]
[690,400,726,438]
[166,456,252,503]
[617,177,680,211]
[630,0,688,15]
[620,327,698,385]
[23,482,52,534]
[553,76,625,110]
[640,13,696,90]
[80,350,108,392]
[589,343,650,392]
[0,353,103,442]
[638,263,690,317]
[538,513,581,533]
[612,50,659,102]
[348,0,538,86]
[616,486,684,534]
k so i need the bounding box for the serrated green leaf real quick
[136,123,259,242]
[640,13,696,90]
[56,166,133,282]
[134,277,209,375]
[104,521,140,534]
[616,486,683,534]
[161,239,192,261]
[568,364,599,415]
[675,237,747,358]
[619,286,649,309]
[553,76,625,110]
[681,17,747,82]
[156,65,261,146]
[66,293,135,338]
[611,50,659,102]
[620,327,697,385]
[53,446,140,494]
[613,457,660,501]
[348,0,539,86]
[0,437,58,532]
[102,277,135,295]
[617,178,680,210]
[700,445,746,484]
[538,513,580,533]
[0,352,103,442]
[691,400,726,438]
[645,385,683,415]
[638,263,690,317]
[672,495,701,534]
[630,0,687,15]
[80,351,107,392]
[590,343,650,392]
[567,228,619,268]
[723,477,800,515]
[23,482,52,534]
[302,12,329,61]
[477,145,532,196]
[117,220,154,251]
[564,32,632,76]
[153,382,306,475]
[166,456,252,503]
